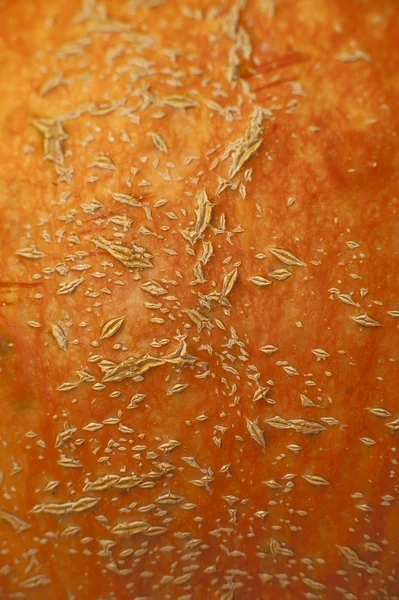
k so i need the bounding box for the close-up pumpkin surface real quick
[0,0,398,599]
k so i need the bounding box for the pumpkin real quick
[0,1,398,599]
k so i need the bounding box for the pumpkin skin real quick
[0,0,399,599]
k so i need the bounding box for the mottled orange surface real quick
[0,0,399,599]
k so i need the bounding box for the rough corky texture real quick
[0,0,399,599]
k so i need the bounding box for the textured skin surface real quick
[0,1,399,599]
